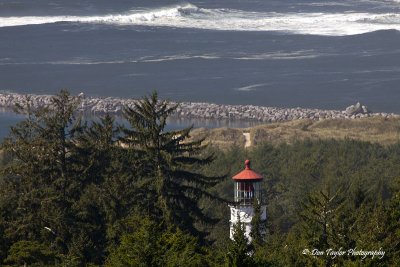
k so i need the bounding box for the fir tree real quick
[1,91,83,253]
[0,91,110,265]
[299,186,345,266]
[120,91,225,236]
[105,216,207,267]
[4,240,60,266]
[250,198,266,246]
[227,216,254,267]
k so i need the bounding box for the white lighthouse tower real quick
[229,160,266,241]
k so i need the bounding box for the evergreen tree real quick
[250,199,266,246]
[0,91,112,265]
[227,216,254,267]
[4,240,59,266]
[76,114,119,185]
[75,114,125,252]
[384,185,400,265]
[106,216,207,267]
[120,91,225,236]
[1,91,83,254]
[299,186,345,266]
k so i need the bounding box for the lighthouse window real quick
[234,181,261,205]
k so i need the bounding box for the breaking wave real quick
[1,3,400,36]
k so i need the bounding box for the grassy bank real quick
[191,117,400,149]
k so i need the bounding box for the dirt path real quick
[243,132,251,148]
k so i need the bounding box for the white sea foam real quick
[1,3,400,36]
[235,83,268,92]
[233,50,321,60]
[0,54,221,66]
[301,2,353,7]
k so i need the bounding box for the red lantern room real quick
[232,160,263,205]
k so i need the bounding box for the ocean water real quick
[0,0,400,137]
[0,111,262,140]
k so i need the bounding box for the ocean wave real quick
[235,83,268,92]
[1,3,400,36]
[0,50,332,66]
[0,54,221,66]
[0,3,202,27]
[233,50,322,60]
[357,13,400,24]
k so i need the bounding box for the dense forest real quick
[0,91,399,266]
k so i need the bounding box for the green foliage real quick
[0,90,224,265]
[120,91,225,237]
[300,187,344,251]
[384,184,400,265]
[227,217,254,267]
[1,91,85,256]
[1,89,400,266]
[4,240,59,266]
[204,139,400,266]
[105,217,161,267]
[250,199,266,247]
[0,91,116,265]
[159,229,206,267]
[106,216,207,267]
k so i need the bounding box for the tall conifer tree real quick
[120,92,225,236]
[0,91,108,265]
[227,216,254,267]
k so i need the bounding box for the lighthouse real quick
[229,160,266,241]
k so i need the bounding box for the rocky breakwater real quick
[176,101,399,122]
[0,92,398,122]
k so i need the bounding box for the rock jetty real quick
[0,92,398,122]
[345,102,370,116]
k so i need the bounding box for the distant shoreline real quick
[0,92,399,123]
